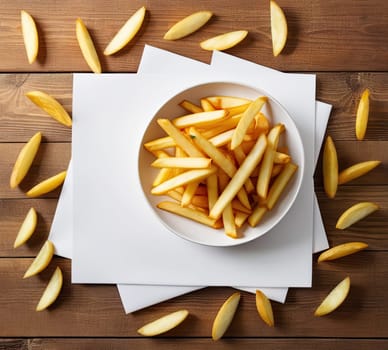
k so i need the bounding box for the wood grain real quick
[0,255,387,337]
[0,0,388,72]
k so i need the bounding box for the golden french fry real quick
[21,10,39,64]
[336,202,379,229]
[137,310,189,336]
[151,157,211,169]
[209,129,235,148]
[179,100,203,114]
[207,173,218,210]
[274,152,291,164]
[212,292,241,341]
[234,211,249,227]
[24,240,54,278]
[206,96,252,109]
[210,134,267,219]
[104,6,146,55]
[151,167,216,195]
[255,113,271,135]
[223,203,237,238]
[231,96,267,150]
[318,242,368,263]
[26,171,67,198]
[173,110,228,129]
[14,208,37,248]
[36,266,63,311]
[157,201,220,228]
[26,91,72,127]
[152,151,176,187]
[314,277,350,317]
[267,123,285,148]
[144,136,175,152]
[181,181,200,207]
[256,290,275,327]
[266,162,297,210]
[10,132,42,188]
[200,30,248,51]
[201,117,241,139]
[257,144,275,199]
[338,160,380,185]
[201,98,216,112]
[323,136,338,199]
[76,18,101,74]
[157,119,203,157]
[233,146,255,193]
[356,88,370,140]
[225,103,251,117]
[164,11,212,40]
[271,164,284,178]
[248,206,267,227]
[270,0,288,56]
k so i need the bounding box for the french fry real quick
[157,201,220,228]
[200,30,248,51]
[144,136,175,152]
[179,100,203,114]
[210,134,267,220]
[356,88,370,140]
[209,129,235,148]
[274,152,290,164]
[201,98,216,111]
[206,96,252,109]
[152,152,176,187]
[151,157,211,169]
[151,167,216,195]
[234,211,249,228]
[225,103,251,117]
[318,242,368,263]
[267,123,285,148]
[266,162,298,210]
[338,160,381,185]
[231,96,267,150]
[323,135,338,199]
[181,181,200,207]
[201,117,241,139]
[255,113,271,135]
[271,164,284,178]
[256,144,275,199]
[248,205,267,227]
[219,169,238,238]
[173,110,228,129]
[207,173,218,210]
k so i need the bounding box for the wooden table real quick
[1,1,387,348]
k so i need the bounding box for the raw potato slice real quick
[270,0,288,56]
[314,277,350,316]
[212,292,241,341]
[318,242,368,263]
[14,208,37,248]
[25,91,72,127]
[104,6,146,55]
[36,266,63,311]
[76,18,101,74]
[164,11,213,40]
[200,30,248,51]
[255,290,274,327]
[21,10,39,64]
[356,89,370,140]
[24,240,55,278]
[10,132,42,188]
[26,171,67,198]
[137,310,189,336]
[338,160,381,185]
[323,136,338,199]
[336,202,379,229]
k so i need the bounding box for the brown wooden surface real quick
[0,0,387,348]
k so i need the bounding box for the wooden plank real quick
[0,143,71,199]
[0,338,384,350]
[0,1,387,72]
[0,254,388,337]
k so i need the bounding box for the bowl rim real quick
[138,80,305,247]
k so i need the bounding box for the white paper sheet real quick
[71,65,315,286]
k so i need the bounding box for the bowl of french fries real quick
[140,82,304,247]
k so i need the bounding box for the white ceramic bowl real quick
[139,82,304,247]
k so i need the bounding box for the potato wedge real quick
[336,202,379,229]
[318,242,368,263]
[157,201,220,228]
[104,6,146,55]
[76,18,101,74]
[152,157,211,169]
[212,292,241,341]
[323,136,338,199]
[164,11,212,40]
[231,96,267,150]
[256,290,274,327]
[14,208,38,248]
[270,0,288,56]
[26,170,67,197]
[26,91,72,127]
[36,266,63,311]
[173,110,228,129]
[200,30,248,51]
[10,132,42,188]
[24,240,55,278]
[356,89,370,141]
[210,134,267,219]
[338,160,380,185]
[314,277,350,317]
[21,10,39,64]
[138,310,189,336]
